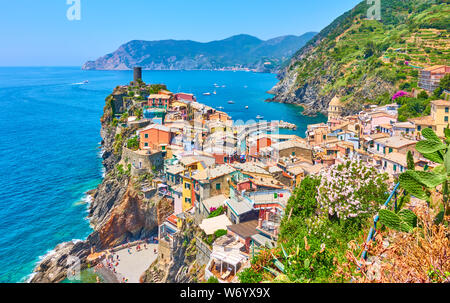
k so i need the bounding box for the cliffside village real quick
[102,66,450,282]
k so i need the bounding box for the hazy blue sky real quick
[0,0,362,66]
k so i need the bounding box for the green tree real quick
[407,150,415,170]
[126,136,139,150]
[439,74,450,91]
[417,90,429,99]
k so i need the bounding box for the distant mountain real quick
[82,33,317,72]
[269,0,449,115]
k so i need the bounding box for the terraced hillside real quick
[270,0,450,116]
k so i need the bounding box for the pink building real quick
[369,112,397,133]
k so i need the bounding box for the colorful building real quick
[409,99,450,138]
[148,94,172,109]
[139,124,173,150]
[418,65,450,92]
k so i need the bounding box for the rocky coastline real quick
[30,97,158,283]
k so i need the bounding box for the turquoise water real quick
[0,67,325,282]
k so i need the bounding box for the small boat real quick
[256,115,264,119]
[213,91,217,95]
[228,100,235,104]
[82,80,89,84]
[221,85,226,88]
[245,106,249,109]
[203,92,211,96]
[217,106,224,110]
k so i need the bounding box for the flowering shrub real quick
[392,90,408,100]
[316,160,389,222]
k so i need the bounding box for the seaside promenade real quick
[98,241,158,283]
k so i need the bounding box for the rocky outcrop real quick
[95,182,158,248]
[30,96,160,282]
[30,241,91,283]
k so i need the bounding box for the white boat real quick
[245,106,249,109]
[256,115,264,119]
[203,92,211,96]
[217,106,224,110]
[213,91,217,95]
[221,85,226,88]
[82,80,89,84]
[228,100,235,104]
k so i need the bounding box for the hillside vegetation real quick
[270,0,450,115]
[82,33,317,72]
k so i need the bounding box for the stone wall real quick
[195,236,212,267]
[122,147,164,176]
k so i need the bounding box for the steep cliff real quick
[269,0,449,116]
[30,89,160,283]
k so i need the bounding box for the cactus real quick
[399,172,427,199]
[379,209,417,233]
[398,209,417,228]
[379,209,401,231]
[423,150,444,164]
[416,139,446,154]
[422,127,441,143]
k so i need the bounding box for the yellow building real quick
[409,99,450,138]
[181,160,208,212]
[182,176,194,212]
[328,96,343,121]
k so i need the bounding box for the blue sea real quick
[0,67,326,282]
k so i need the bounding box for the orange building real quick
[139,124,173,150]
[148,94,172,109]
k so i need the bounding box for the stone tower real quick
[133,66,142,83]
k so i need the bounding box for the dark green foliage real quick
[407,151,415,170]
[213,229,227,238]
[417,90,429,99]
[439,74,450,91]
[126,136,139,150]
[206,276,219,283]
[379,208,417,232]
[208,206,225,218]
[238,268,263,283]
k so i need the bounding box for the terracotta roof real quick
[140,124,171,133]
[423,65,447,71]
[232,162,269,175]
[408,115,435,126]
[227,220,259,239]
[286,165,305,176]
[167,214,178,227]
[148,94,171,99]
[382,152,418,167]
[431,99,450,106]
[248,175,284,189]
[192,164,236,181]
[374,136,417,148]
